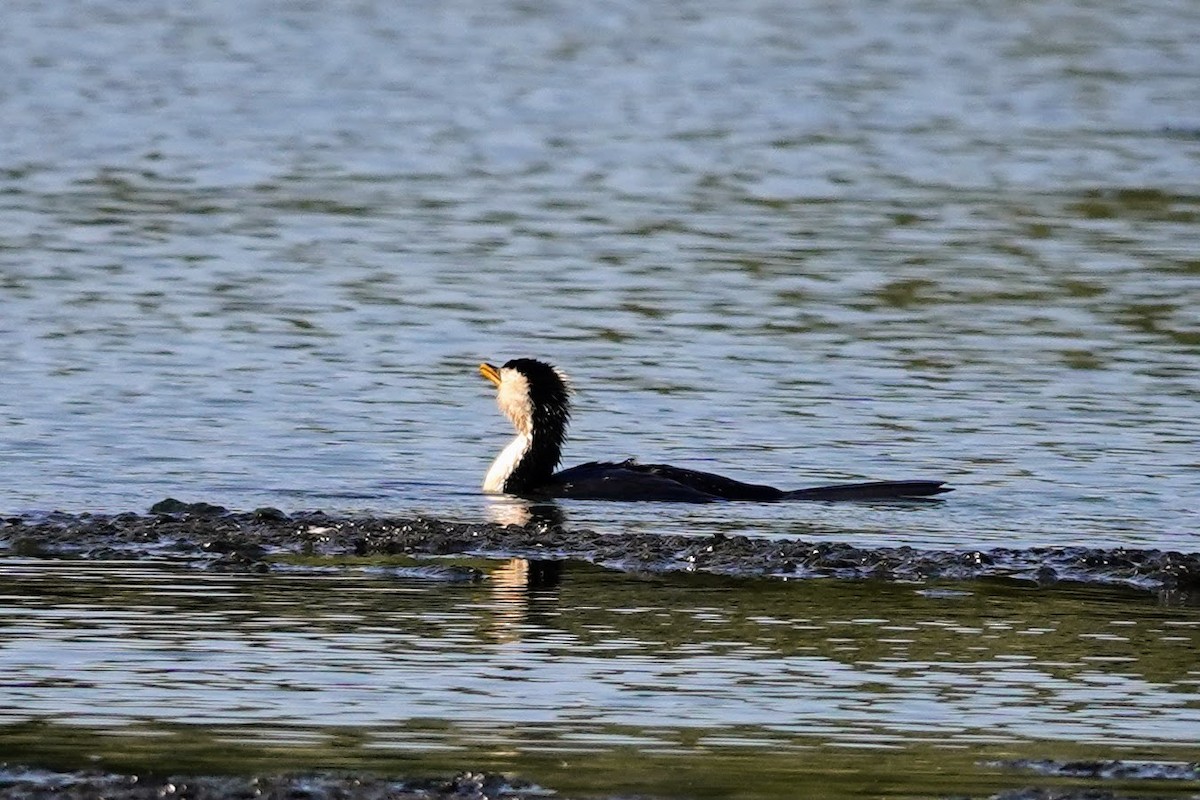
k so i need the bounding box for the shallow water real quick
[2,557,1199,798]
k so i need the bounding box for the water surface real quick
[2,558,1198,798]
[2,0,1198,549]
[1,2,1199,794]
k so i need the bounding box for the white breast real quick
[483,434,531,493]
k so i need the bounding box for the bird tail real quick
[784,480,952,501]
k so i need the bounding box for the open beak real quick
[479,362,502,387]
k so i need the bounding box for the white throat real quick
[483,433,531,493]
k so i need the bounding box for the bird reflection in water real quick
[483,496,567,529]
[483,496,565,642]
[485,557,564,643]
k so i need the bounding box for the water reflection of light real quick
[487,558,564,644]
[483,496,568,529]
[484,498,533,527]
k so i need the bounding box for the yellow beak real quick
[479,362,502,387]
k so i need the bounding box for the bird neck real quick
[484,405,567,494]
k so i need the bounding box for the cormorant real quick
[479,358,951,502]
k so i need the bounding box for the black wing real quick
[531,460,951,503]
[615,461,784,501]
[533,460,781,502]
[539,461,719,502]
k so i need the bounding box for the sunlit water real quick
[1,558,1198,798]
[2,1,1200,794]
[2,0,1198,549]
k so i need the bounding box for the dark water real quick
[2,557,1198,798]
[2,0,1199,796]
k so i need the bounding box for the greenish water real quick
[2,557,1197,797]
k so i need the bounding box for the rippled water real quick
[2,0,1198,549]
[2,1,1199,795]
[2,558,1198,798]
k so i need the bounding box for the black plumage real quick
[480,358,951,503]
